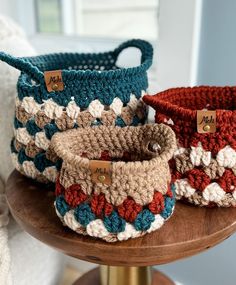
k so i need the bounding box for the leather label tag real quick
[44,70,64,92]
[197,110,216,133]
[89,160,112,185]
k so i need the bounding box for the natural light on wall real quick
[35,0,159,40]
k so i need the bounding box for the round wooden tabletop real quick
[6,170,236,266]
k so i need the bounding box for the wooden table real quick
[6,171,236,285]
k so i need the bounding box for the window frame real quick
[7,0,202,90]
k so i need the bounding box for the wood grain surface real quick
[6,171,236,266]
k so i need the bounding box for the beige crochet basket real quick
[52,124,177,242]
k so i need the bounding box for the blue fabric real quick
[44,123,60,140]
[55,159,62,170]
[115,117,126,127]
[26,120,41,135]
[171,184,176,198]
[132,115,143,126]
[10,139,17,154]
[55,195,70,216]
[104,211,126,233]
[14,117,23,129]
[74,203,95,227]
[34,153,54,172]
[134,209,155,231]
[161,184,176,219]
[18,149,32,164]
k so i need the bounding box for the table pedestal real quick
[74,266,174,285]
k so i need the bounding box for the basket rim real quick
[6,38,152,86]
[51,124,176,172]
[143,86,236,122]
[22,50,152,78]
[17,49,151,92]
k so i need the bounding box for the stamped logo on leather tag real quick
[90,160,112,185]
[197,110,216,133]
[44,70,64,92]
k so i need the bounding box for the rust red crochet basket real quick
[144,86,236,207]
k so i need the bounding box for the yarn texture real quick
[52,124,176,242]
[144,86,236,207]
[0,195,11,285]
[0,39,153,183]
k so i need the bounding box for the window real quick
[5,0,200,89]
[36,0,62,33]
[31,0,159,40]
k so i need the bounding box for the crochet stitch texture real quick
[144,86,236,207]
[52,124,176,242]
[0,39,153,183]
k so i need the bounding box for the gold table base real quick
[100,266,151,285]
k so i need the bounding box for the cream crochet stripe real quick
[55,204,175,242]
[51,124,177,206]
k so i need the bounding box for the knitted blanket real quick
[0,190,11,285]
[0,14,35,284]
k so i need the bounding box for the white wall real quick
[76,0,158,40]
[156,0,202,90]
[197,0,236,85]
[0,1,17,22]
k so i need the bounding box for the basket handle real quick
[0,52,44,83]
[113,39,153,69]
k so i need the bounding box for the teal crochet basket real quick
[0,39,153,183]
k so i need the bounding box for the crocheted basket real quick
[144,86,236,207]
[51,124,176,242]
[0,39,153,183]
